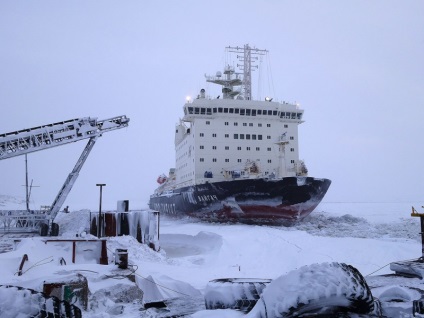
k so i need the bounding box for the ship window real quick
[225,146,229,150]
[201,108,206,114]
[252,109,256,116]
[258,123,262,127]
[267,159,272,163]
[268,110,272,115]
[213,158,217,162]
[243,123,247,126]
[246,134,251,140]
[229,108,234,113]
[235,108,240,114]
[200,133,204,137]
[267,124,271,127]
[291,112,296,119]
[246,109,251,116]
[206,121,210,125]
[247,147,251,150]
[237,159,242,163]
[267,135,271,139]
[284,124,288,128]
[225,122,229,125]
[297,113,302,119]
[290,136,294,140]
[234,134,238,139]
[200,145,204,149]
[195,107,200,114]
[240,134,245,139]
[212,133,217,137]
[225,134,229,138]
[234,122,238,126]
[176,129,178,133]
[207,108,212,115]
[273,110,277,116]
[267,147,271,151]
[252,135,256,140]
[258,135,263,140]
[200,158,204,162]
[225,159,229,162]
[257,109,262,115]
[218,107,223,113]
[237,147,241,150]
[290,148,295,152]
[213,146,217,149]
[240,109,245,115]
[291,160,295,163]
[249,123,253,126]
[188,107,194,114]
[213,108,217,113]
[256,147,260,151]
[224,108,228,113]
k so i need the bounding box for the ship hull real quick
[149,177,331,222]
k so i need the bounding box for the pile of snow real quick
[296,212,420,242]
[247,262,374,317]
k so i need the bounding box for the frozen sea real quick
[1,198,424,317]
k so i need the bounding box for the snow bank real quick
[247,262,374,317]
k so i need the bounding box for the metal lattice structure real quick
[0,115,129,234]
[227,44,267,101]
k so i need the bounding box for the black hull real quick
[149,177,331,222]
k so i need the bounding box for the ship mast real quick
[227,44,268,100]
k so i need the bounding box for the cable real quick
[365,257,422,277]
[15,256,54,276]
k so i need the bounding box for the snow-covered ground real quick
[1,197,423,317]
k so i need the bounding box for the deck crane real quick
[0,115,129,235]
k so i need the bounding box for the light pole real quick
[96,183,106,238]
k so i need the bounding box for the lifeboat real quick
[157,174,167,184]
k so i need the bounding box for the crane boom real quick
[0,116,129,160]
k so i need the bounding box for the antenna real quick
[23,154,39,211]
[227,44,268,100]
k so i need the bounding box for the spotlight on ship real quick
[265,96,273,102]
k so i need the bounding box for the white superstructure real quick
[174,95,306,189]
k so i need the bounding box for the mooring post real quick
[100,239,108,265]
[411,207,424,261]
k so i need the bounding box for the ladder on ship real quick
[0,115,130,235]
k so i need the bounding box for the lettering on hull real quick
[197,194,218,202]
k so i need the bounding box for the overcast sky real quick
[1,1,423,212]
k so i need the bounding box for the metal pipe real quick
[96,184,106,238]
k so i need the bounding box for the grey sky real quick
[0,1,423,211]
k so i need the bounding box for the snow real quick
[1,199,424,317]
